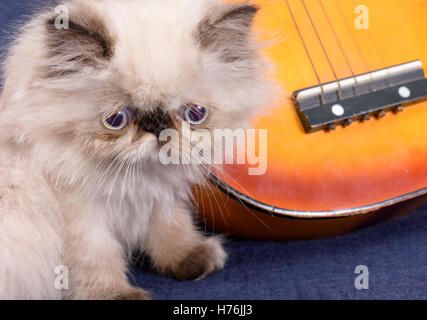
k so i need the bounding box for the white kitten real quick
[0,0,274,299]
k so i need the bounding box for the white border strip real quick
[296,60,423,101]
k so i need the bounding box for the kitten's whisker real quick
[178,144,226,230]
[93,150,124,196]
[195,152,272,232]
[107,156,127,206]
[194,156,229,228]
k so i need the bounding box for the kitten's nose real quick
[139,108,174,138]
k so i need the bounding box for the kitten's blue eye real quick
[182,104,210,125]
[103,108,133,131]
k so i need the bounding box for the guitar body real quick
[194,0,427,239]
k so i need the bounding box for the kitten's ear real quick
[198,2,259,62]
[44,9,114,77]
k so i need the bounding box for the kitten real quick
[0,0,274,299]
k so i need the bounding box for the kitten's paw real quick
[166,236,227,281]
[78,287,150,300]
[111,287,151,300]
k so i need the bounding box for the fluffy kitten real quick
[0,0,273,299]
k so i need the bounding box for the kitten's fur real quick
[0,0,273,299]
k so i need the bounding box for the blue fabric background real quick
[1,0,426,300]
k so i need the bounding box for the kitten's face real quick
[1,0,273,173]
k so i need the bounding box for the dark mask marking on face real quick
[137,107,174,138]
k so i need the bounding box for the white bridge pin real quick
[331,104,345,117]
[398,86,411,98]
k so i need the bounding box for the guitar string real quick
[301,0,343,100]
[318,0,360,96]
[286,0,388,101]
[350,0,392,87]
[285,0,326,104]
[335,0,374,92]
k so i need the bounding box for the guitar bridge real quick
[292,60,427,133]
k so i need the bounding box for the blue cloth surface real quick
[1,0,427,300]
[0,0,35,48]
[130,208,427,300]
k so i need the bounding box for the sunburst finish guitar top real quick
[195,0,427,239]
